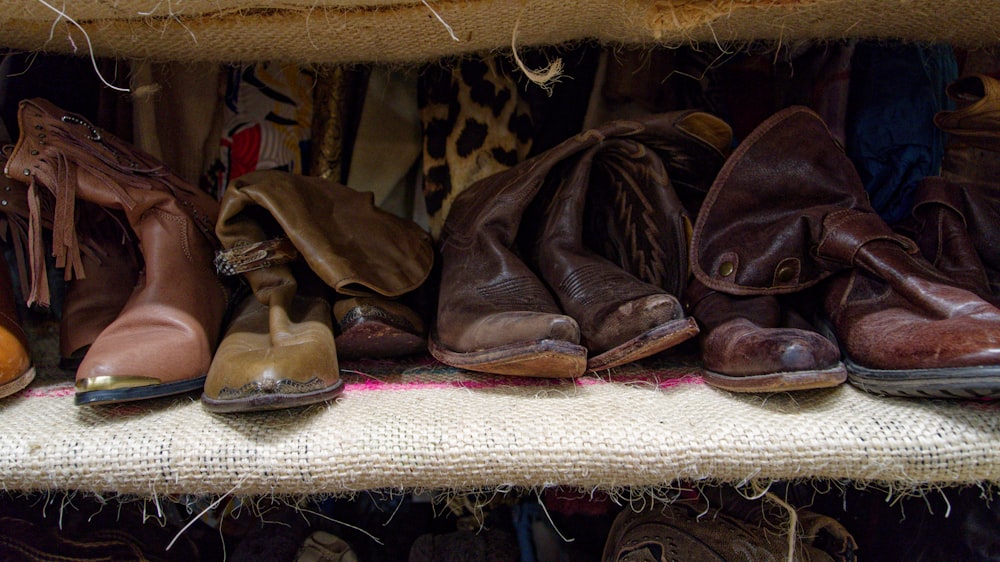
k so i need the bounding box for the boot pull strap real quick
[815,209,916,266]
[214,237,299,276]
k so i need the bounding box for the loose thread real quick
[32,0,130,92]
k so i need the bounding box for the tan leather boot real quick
[6,97,229,405]
[0,165,141,371]
[0,251,33,399]
[691,105,1000,398]
[205,170,432,412]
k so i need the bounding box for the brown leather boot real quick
[431,111,725,377]
[6,97,230,405]
[0,164,139,371]
[0,251,33,399]
[691,105,1000,398]
[206,170,432,412]
[531,130,702,371]
[895,176,999,305]
[685,278,846,392]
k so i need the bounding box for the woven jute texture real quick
[2,321,999,497]
[0,0,998,65]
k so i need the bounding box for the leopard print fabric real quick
[418,56,534,240]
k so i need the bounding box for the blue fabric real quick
[845,42,957,224]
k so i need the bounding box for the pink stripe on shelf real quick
[342,372,703,393]
[19,386,75,398]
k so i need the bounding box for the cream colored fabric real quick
[3,324,1000,496]
[131,61,224,186]
[1,1,998,65]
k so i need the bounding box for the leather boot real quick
[895,176,999,305]
[934,73,1000,184]
[205,170,432,412]
[6,97,229,405]
[0,165,141,371]
[691,105,1000,398]
[431,111,726,377]
[684,278,846,392]
[532,133,702,371]
[0,251,34,399]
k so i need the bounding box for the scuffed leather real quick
[686,278,840,377]
[7,98,228,388]
[0,252,31,391]
[691,106,917,295]
[436,111,728,356]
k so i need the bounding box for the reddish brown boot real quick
[6,98,229,405]
[691,106,1000,398]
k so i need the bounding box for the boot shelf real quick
[2,320,998,496]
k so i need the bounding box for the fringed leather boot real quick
[206,170,433,412]
[691,105,1000,398]
[0,162,140,371]
[6,98,229,405]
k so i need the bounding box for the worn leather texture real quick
[206,170,433,409]
[7,97,228,394]
[434,111,728,377]
[0,251,32,397]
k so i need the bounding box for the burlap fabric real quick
[1,320,999,497]
[0,1,998,65]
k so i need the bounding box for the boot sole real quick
[201,379,345,413]
[817,317,1000,398]
[428,335,587,377]
[0,366,35,399]
[336,319,427,360]
[587,317,699,372]
[701,363,847,393]
[75,375,207,406]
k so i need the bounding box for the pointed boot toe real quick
[203,296,344,413]
[430,311,586,378]
[0,253,34,400]
[584,293,698,371]
[700,318,846,392]
[333,297,427,360]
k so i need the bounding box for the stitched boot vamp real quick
[204,293,342,412]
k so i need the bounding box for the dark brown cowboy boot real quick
[685,278,846,392]
[532,134,700,371]
[935,73,1000,184]
[206,170,433,412]
[431,111,726,377]
[6,97,229,405]
[691,105,1000,398]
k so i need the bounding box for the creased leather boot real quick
[0,251,34,399]
[691,105,1000,398]
[532,135,700,371]
[431,111,725,377]
[206,170,433,412]
[0,164,140,371]
[685,278,846,392]
[896,176,1000,305]
[934,73,1000,183]
[6,97,229,405]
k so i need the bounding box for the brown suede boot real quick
[6,97,229,405]
[206,170,433,412]
[691,105,1000,398]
